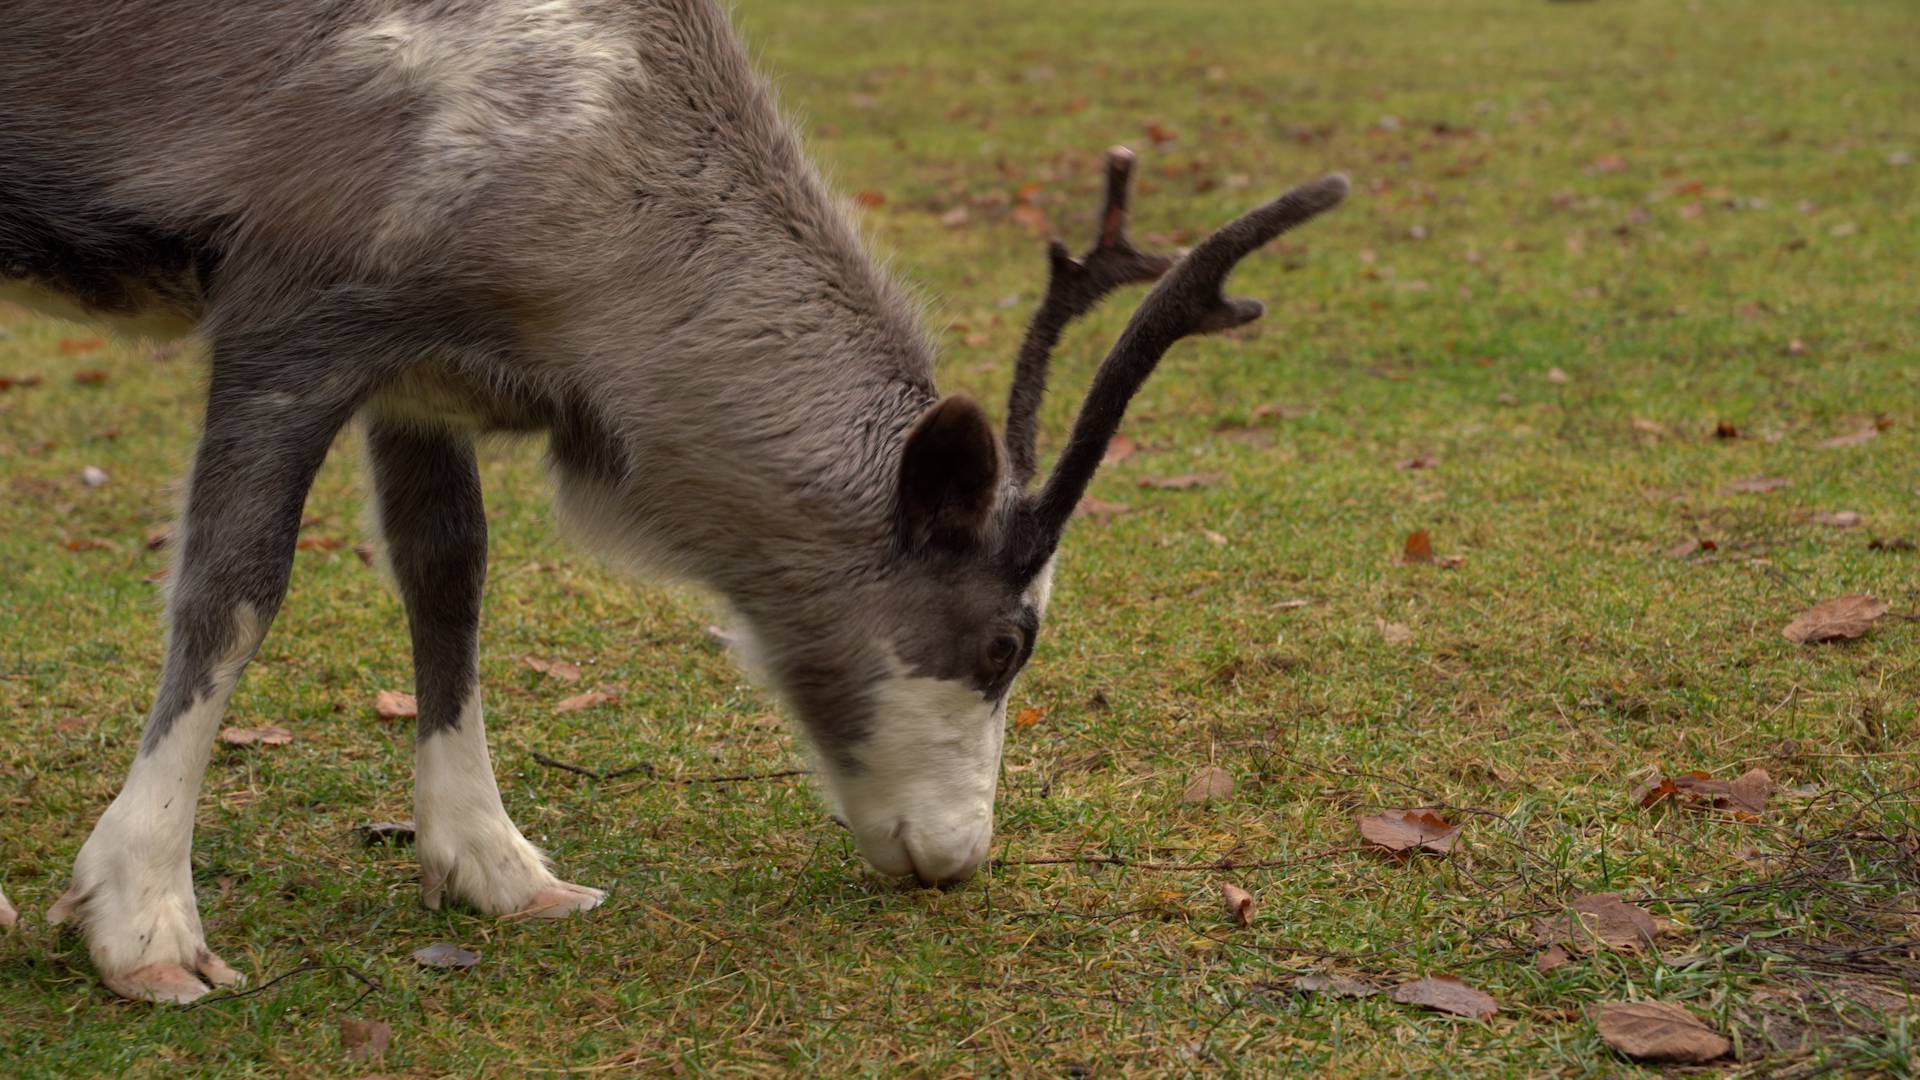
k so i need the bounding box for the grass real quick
[2,0,1917,1073]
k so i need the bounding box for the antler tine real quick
[1003,147,1173,487]
[1023,173,1350,557]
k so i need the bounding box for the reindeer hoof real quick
[507,880,605,919]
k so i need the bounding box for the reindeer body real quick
[2,0,1346,1003]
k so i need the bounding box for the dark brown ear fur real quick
[897,395,1001,548]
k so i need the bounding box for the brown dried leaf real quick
[1811,510,1862,528]
[1533,893,1658,954]
[1726,476,1789,494]
[412,943,480,969]
[852,190,886,209]
[1357,809,1461,855]
[557,690,617,713]
[1545,366,1571,384]
[295,536,345,551]
[1396,453,1439,470]
[524,656,584,683]
[1075,497,1132,520]
[1138,472,1221,491]
[59,337,105,356]
[1375,618,1413,645]
[1637,768,1775,815]
[1630,417,1668,435]
[340,1017,393,1063]
[1253,402,1311,420]
[374,689,417,719]
[1713,420,1740,439]
[1181,766,1233,805]
[1817,426,1878,450]
[1391,975,1498,1020]
[1783,594,1887,643]
[1102,435,1138,465]
[1399,529,1434,564]
[1664,538,1716,559]
[1014,706,1044,728]
[1291,972,1378,998]
[1595,1001,1730,1063]
[1011,202,1048,236]
[355,821,416,847]
[1535,945,1572,974]
[1221,883,1255,928]
[218,725,293,747]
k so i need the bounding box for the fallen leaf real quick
[1181,766,1233,805]
[55,716,88,734]
[60,338,105,356]
[61,537,115,552]
[1391,975,1497,1020]
[1811,511,1862,528]
[1591,153,1628,174]
[1535,945,1572,974]
[340,1017,393,1064]
[374,690,417,720]
[80,466,109,488]
[0,374,46,390]
[1545,367,1571,384]
[1636,768,1776,815]
[1594,1001,1730,1063]
[1103,435,1138,465]
[1075,497,1131,520]
[1630,417,1667,435]
[218,725,293,747]
[1664,538,1717,559]
[295,536,345,551]
[1375,618,1413,645]
[1201,529,1228,546]
[1783,594,1888,643]
[1014,706,1044,728]
[145,525,173,550]
[1726,476,1788,494]
[1221,883,1255,928]
[1253,403,1311,420]
[355,821,416,846]
[1138,473,1220,491]
[1011,203,1048,235]
[412,943,480,969]
[852,190,886,209]
[524,656,583,682]
[939,206,971,228]
[1533,894,1658,954]
[1143,120,1177,146]
[1713,421,1740,439]
[1868,536,1916,552]
[557,690,617,713]
[1357,809,1461,855]
[1291,973,1378,998]
[1817,426,1878,449]
[1275,598,1317,610]
[1396,453,1439,470]
[1399,530,1434,564]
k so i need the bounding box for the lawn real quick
[3,0,1917,1074]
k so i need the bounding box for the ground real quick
[2,0,1917,1074]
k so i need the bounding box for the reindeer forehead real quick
[880,561,1037,685]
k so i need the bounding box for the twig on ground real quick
[994,845,1366,872]
[532,751,805,785]
[182,963,380,1011]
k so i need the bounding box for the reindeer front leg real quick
[49,338,374,1003]
[365,422,603,919]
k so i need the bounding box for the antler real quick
[1003,147,1172,487]
[1020,173,1350,565]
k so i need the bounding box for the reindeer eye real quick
[985,633,1021,671]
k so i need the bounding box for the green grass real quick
[3,0,1918,1074]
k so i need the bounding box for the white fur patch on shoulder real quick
[332,0,647,258]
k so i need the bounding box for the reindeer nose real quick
[902,821,991,886]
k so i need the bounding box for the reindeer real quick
[0,0,1346,1002]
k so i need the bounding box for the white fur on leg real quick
[415,694,604,917]
[50,608,260,1003]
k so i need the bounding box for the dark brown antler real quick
[1003,147,1173,487]
[1021,173,1350,563]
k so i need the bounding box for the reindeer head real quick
[773,151,1347,884]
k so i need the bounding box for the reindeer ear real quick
[898,395,1002,548]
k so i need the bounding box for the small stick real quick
[994,844,1365,873]
[532,752,804,785]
